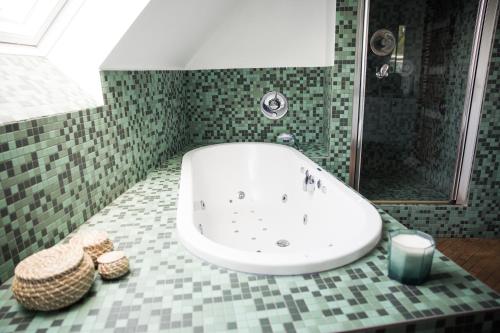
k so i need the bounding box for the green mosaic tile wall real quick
[326,0,359,182]
[381,18,500,238]
[186,67,330,150]
[0,70,190,283]
[414,0,479,195]
[181,0,360,182]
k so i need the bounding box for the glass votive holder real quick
[388,229,435,285]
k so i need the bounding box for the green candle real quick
[388,230,435,285]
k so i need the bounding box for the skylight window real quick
[0,0,67,46]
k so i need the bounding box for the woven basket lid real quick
[70,230,109,248]
[14,244,84,281]
[97,251,125,264]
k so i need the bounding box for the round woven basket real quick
[70,230,114,267]
[12,244,95,311]
[97,251,129,280]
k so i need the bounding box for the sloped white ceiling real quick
[101,0,335,70]
[101,0,238,69]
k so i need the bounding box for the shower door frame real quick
[349,0,499,205]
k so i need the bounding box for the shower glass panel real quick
[359,0,480,201]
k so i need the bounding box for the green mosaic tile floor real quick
[0,153,498,333]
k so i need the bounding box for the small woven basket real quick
[97,251,129,280]
[70,230,114,267]
[12,244,95,311]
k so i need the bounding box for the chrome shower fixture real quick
[261,91,288,119]
[376,64,390,79]
[370,29,396,56]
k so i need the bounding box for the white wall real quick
[46,0,151,103]
[0,54,97,124]
[187,0,335,69]
[102,0,335,70]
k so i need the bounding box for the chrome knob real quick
[376,64,390,79]
[261,91,288,119]
[268,94,281,110]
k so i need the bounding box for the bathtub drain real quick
[238,191,245,199]
[276,239,290,247]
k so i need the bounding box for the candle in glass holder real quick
[388,230,435,285]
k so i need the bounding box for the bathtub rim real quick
[176,142,382,275]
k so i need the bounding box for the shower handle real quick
[376,64,390,79]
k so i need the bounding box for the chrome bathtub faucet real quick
[376,63,390,79]
[277,133,300,150]
[304,170,316,193]
[277,132,295,144]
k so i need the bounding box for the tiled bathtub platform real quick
[0,156,499,333]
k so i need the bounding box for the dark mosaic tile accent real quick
[380,17,500,237]
[0,153,498,332]
[185,67,330,148]
[0,70,191,283]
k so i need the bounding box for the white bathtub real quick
[176,143,382,275]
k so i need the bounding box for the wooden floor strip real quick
[436,238,500,294]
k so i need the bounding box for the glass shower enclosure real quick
[350,0,499,203]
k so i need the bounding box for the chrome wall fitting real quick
[376,63,390,79]
[261,91,288,119]
[277,132,295,145]
[370,29,396,56]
